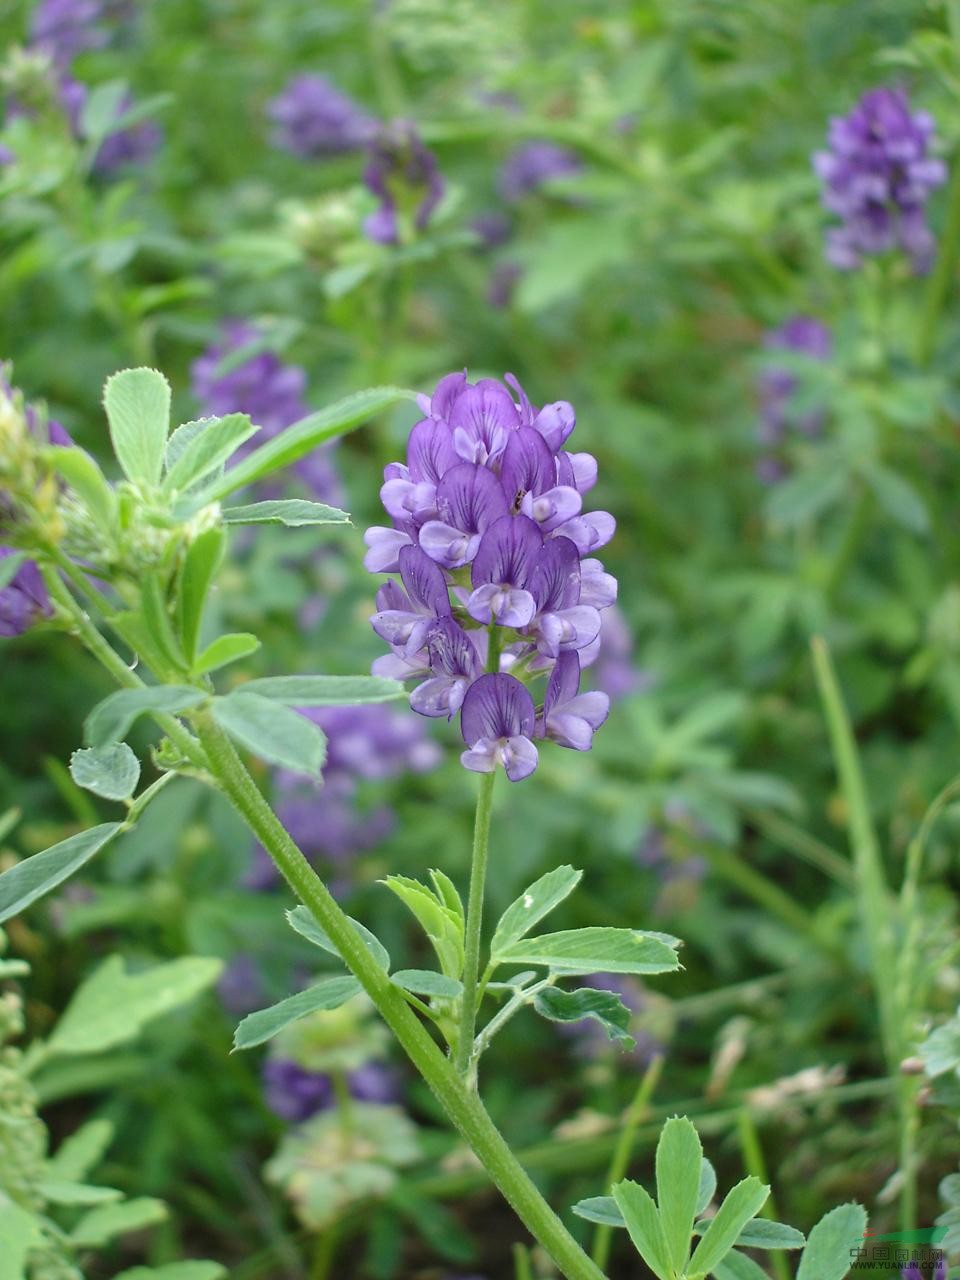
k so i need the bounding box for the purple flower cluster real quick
[0,375,70,638]
[755,315,832,485]
[901,1262,946,1280]
[813,87,946,273]
[498,141,582,203]
[9,0,160,172]
[365,371,615,782]
[362,120,445,246]
[266,74,374,158]
[246,705,440,890]
[263,1058,397,1124]
[190,321,340,503]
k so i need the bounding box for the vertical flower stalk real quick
[365,370,617,1079]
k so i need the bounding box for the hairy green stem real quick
[591,1055,663,1271]
[456,770,496,1081]
[192,712,605,1280]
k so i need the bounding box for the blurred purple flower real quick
[498,141,582,203]
[263,1058,399,1123]
[29,0,108,68]
[0,551,52,637]
[362,120,444,245]
[267,74,374,158]
[488,261,523,309]
[902,1261,946,1280]
[471,209,512,249]
[813,87,946,273]
[755,315,832,485]
[191,321,340,503]
[217,953,265,1016]
[591,607,650,701]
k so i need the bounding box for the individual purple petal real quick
[558,451,597,493]
[521,484,582,533]
[501,427,556,506]
[461,673,535,743]
[467,515,542,626]
[426,371,468,421]
[420,463,509,568]
[410,620,482,717]
[0,551,52,637]
[532,401,576,451]
[363,526,413,572]
[542,652,609,750]
[579,558,618,609]
[449,380,520,465]
[554,511,615,555]
[461,734,538,782]
[407,416,459,481]
[531,537,580,613]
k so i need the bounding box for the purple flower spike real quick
[30,0,108,68]
[541,653,609,750]
[467,515,542,627]
[363,121,444,245]
[419,463,508,569]
[372,545,451,655]
[813,86,946,273]
[460,674,538,782]
[0,550,52,637]
[267,74,373,158]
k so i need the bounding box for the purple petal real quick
[554,511,615,554]
[460,673,536,743]
[579,558,617,608]
[399,545,452,616]
[545,651,582,714]
[532,400,576,451]
[418,521,481,569]
[471,515,543,590]
[449,380,520,465]
[500,427,556,505]
[411,674,470,718]
[425,616,482,678]
[437,462,509,534]
[363,526,412,572]
[407,416,459,482]
[501,735,539,780]
[531,536,580,612]
[522,484,582,532]
[461,739,499,774]
[428,371,468,420]
[467,582,537,628]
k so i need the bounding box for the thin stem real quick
[455,769,497,1081]
[697,841,822,944]
[747,808,854,887]
[591,1056,664,1271]
[473,976,554,1061]
[192,713,605,1280]
[737,1109,789,1280]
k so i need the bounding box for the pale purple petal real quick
[363,526,413,572]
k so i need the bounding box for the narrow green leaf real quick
[47,445,115,530]
[84,687,205,747]
[611,1179,672,1280]
[533,986,634,1047]
[192,633,260,675]
[233,975,362,1050]
[141,576,188,672]
[863,463,930,534]
[429,869,464,924]
[49,955,223,1057]
[212,692,326,776]
[47,1118,115,1181]
[110,610,184,679]
[730,1219,805,1250]
[221,499,350,526]
[495,926,681,976]
[688,1177,769,1279]
[286,904,390,971]
[382,875,464,980]
[69,743,140,801]
[113,1265,227,1280]
[0,823,121,922]
[796,1203,867,1280]
[70,1197,167,1247]
[391,970,463,999]
[177,526,226,662]
[491,865,582,954]
[0,1201,45,1280]
[712,1250,772,1280]
[103,368,170,488]
[163,414,257,494]
[572,1196,625,1228]
[0,552,26,591]
[657,1116,703,1275]
[39,1180,123,1205]
[698,1158,718,1216]
[241,674,405,706]
[190,386,416,505]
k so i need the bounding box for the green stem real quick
[41,568,208,770]
[747,808,854,887]
[916,147,960,367]
[455,769,496,1082]
[698,842,822,944]
[591,1056,664,1271]
[737,1110,789,1280]
[192,713,605,1280]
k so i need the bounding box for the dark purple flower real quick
[372,545,452,655]
[540,652,608,750]
[362,121,444,245]
[499,141,583,203]
[902,1261,946,1280]
[191,322,340,503]
[418,463,509,569]
[813,87,946,273]
[460,673,538,781]
[409,618,482,718]
[346,1062,399,1104]
[471,209,512,249]
[467,515,542,628]
[263,1058,334,1123]
[267,74,374,158]
[0,550,52,637]
[756,315,832,484]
